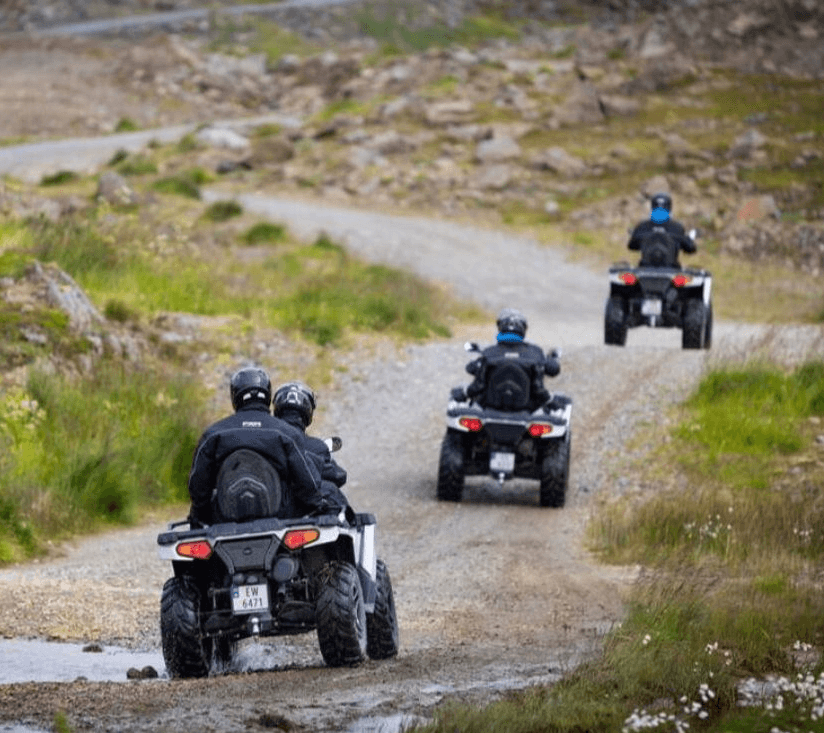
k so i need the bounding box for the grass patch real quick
[202,199,243,222]
[114,117,139,133]
[0,363,204,562]
[211,16,320,65]
[241,221,288,246]
[17,208,471,346]
[358,9,520,56]
[151,168,212,199]
[40,170,79,187]
[114,154,158,177]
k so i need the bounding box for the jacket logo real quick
[242,421,262,427]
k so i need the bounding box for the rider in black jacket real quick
[187,367,327,527]
[628,192,696,263]
[273,380,353,519]
[451,309,561,412]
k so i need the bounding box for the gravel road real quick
[2,183,824,731]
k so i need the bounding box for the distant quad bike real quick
[437,343,573,508]
[605,229,712,349]
[157,443,399,679]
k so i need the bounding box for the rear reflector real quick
[176,540,213,560]
[283,528,320,550]
[458,417,483,432]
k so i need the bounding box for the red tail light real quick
[458,417,483,432]
[283,528,320,550]
[176,540,213,560]
[619,272,637,285]
[528,422,553,437]
[672,274,691,287]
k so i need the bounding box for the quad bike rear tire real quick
[704,303,713,350]
[316,561,368,667]
[160,576,211,679]
[366,559,400,660]
[682,300,708,349]
[539,431,570,508]
[436,430,465,502]
[604,297,627,346]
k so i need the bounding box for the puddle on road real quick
[0,638,164,684]
[0,637,318,685]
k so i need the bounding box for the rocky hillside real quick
[0,0,822,387]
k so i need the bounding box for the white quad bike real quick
[157,442,399,678]
[437,342,573,508]
[605,228,712,349]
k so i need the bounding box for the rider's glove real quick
[450,387,467,402]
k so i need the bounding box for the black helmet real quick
[230,367,272,411]
[650,192,672,212]
[496,308,528,339]
[273,380,317,427]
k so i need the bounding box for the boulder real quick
[474,135,521,164]
[473,164,513,190]
[96,171,138,207]
[532,147,587,177]
[196,127,251,152]
[551,82,604,127]
[424,99,476,126]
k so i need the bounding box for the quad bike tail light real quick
[458,416,483,432]
[619,272,638,285]
[283,528,320,550]
[671,274,692,287]
[527,422,553,437]
[176,540,213,560]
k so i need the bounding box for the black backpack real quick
[213,449,282,522]
[484,360,531,411]
[639,230,679,267]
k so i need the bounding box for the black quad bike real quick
[604,229,712,349]
[437,343,573,508]
[157,443,399,679]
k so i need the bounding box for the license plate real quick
[232,583,269,614]
[490,452,515,473]
[641,299,662,316]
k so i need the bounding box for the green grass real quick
[241,221,288,245]
[202,199,243,222]
[357,9,520,58]
[0,363,204,562]
[414,359,824,733]
[40,171,79,187]
[151,168,212,199]
[16,208,468,347]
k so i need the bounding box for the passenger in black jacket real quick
[273,380,353,520]
[187,367,326,527]
[628,192,696,263]
[451,309,560,413]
